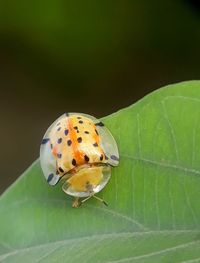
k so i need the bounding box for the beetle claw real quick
[72,197,81,208]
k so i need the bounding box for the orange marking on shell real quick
[52,146,57,157]
[67,117,84,164]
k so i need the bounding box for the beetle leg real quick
[72,197,80,208]
[92,195,108,206]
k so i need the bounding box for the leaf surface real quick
[1,81,200,262]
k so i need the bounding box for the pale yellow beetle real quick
[40,113,119,207]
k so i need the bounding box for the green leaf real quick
[1,81,200,263]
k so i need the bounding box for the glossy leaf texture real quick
[0,81,200,263]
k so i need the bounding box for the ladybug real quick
[40,113,119,207]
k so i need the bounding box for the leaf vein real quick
[122,155,200,177]
[107,240,200,263]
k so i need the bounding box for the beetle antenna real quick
[81,194,108,206]
[92,195,108,206]
[81,195,92,204]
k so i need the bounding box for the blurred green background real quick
[0,0,200,193]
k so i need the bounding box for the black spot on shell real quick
[74,126,78,130]
[84,131,89,134]
[57,138,62,144]
[67,140,72,146]
[57,153,62,159]
[84,155,90,162]
[72,159,76,166]
[100,154,104,161]
[77,137,82,143]
[47,173,54,183]
[96,122,104,127]
[57,127,61,131]
[95,129,99,135]
[93,142,98,147]
[79,120,83,124]
[59,167,64,173]
[77,116,82,119]
[64,129,69,135]
[41,138,49,144]
[111,155,119,161]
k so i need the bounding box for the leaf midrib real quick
[1,230,199,262]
